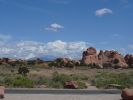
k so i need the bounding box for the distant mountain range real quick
[40,55,57,61]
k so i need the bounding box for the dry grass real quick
[0,65,133,78]
[28,67,133,78]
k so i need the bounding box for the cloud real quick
[0,34,11,43]
[0,40,93,60]
[45,23,64,32]
[118,48,127,54]
[95,8,113,16]
[128,45,133,50]
[47,40,67,50]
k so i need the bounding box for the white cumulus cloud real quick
[45,23,64,32]
[0,40,93,60]
[95,8,113,16]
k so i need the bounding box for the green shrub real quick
[70,74,89,81]
[0,75,13,86]
[50,81,63,88]
[50,72,88,89]
[65,62,75,68]
[52,72,72,84]
[77,81,87,89]
[92,72,133,89]
[18,67,29,76]
[35,77,50,85]
[0,76,5,85]
[12,76,34,88]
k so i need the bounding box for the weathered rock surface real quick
[121,88,133,100]
[82,47,128,68]
[99,50,128,68]
[82,47,99,64]
[125,54,133,67]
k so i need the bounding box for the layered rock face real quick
[82,47,128,68]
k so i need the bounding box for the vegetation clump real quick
[18,67,29,76]
[12,76,34,88]
[92,72,133,89]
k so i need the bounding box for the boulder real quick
[121,88,133,100]
[0,86,5,99]
[64,81,78,89]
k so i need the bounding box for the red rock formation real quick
[125,54,133,66]
[82,47,99,64]
[82,47,128,68]
[98,50,110,63]
[112,52,128,68]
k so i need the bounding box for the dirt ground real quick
[29,67,133,77]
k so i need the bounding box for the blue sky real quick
[0,0,133,59]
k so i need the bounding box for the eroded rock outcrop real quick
[99,50,128,68]
[125,54,133,67]
[82,47,128,68]
[82,47,99,64]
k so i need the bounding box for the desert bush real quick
[49,81,63,88]
[52,72,72,84]
[0,76,5,85]
[92,72,133,89]
[18,67,29,76]
[70,74,89,81]
[35,77,50,85]
[49,72,88,89]
[0,75,13,86]
[12,76,34,88]
[88,63,101,69]
[77,81,87,89]
[65,61,75,68]
[48,62,58,67]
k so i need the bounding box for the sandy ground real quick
[4,94,121,100]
